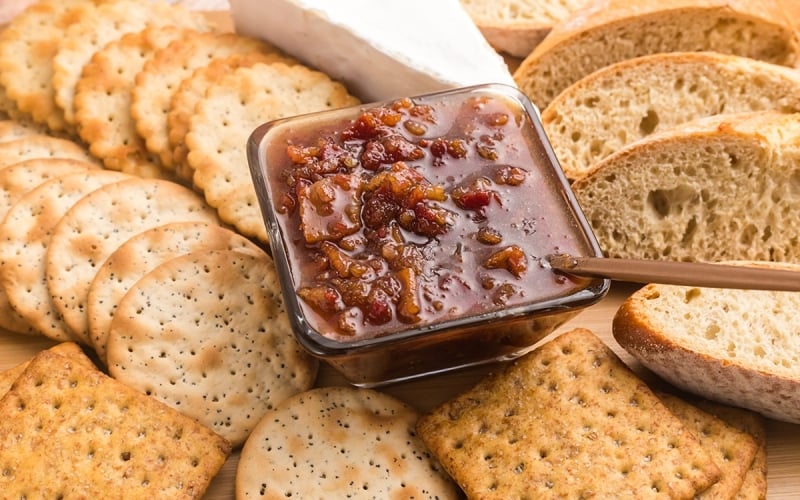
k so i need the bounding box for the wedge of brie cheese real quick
[229,0,516,101]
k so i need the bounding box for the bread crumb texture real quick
[572,112,800,262]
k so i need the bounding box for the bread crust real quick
[477,24,550,58]
[613,281,800,424]
[514,0,800,107]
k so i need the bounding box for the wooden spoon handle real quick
[547,254,800,292]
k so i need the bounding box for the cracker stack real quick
[417,328,768,498]
[0,0,361,244]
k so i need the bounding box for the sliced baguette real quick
[542,51,800,180]
[613,263,800,423]
[513,0,800,108]
[571,111,800,262]
[459,0,590,57]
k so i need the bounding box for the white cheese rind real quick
[229,0,516,101]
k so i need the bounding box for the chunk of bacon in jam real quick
[361,162,451,238]
[298,173,363,243]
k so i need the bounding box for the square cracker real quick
[691,399,768,500]
[0,342,92,396]
[417,328,721,499]
[0,349,231,498]
[657,392,759,499]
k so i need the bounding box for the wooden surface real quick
[2,284,798,498]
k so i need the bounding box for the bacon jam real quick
[266,94,590,341]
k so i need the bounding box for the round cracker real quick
[236,386,459,499]
[0,135,96,168]
[87,221,264,363]
[0,170,132,341]
[75,26,195,177]
[187,62,359,242]
[0,157,98,335]
[167,52,295,181]
[0,84,24,122]
[0,120,47,142]
[131,31,283,169]
[0,0,96,131]
[107,249,318,447]
[52,0,212,125]
[45,177,220,344]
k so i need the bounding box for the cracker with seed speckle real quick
[658,392,758,499]
[87,221,264,363]
[52,0,212,125]
[0,348,231,498]
[0,135,95,168]
[107,249,318,447]
[132,31,285,169]
[417,328,722,499]
[0,84,21,121]
[45,178,219,345]
[0,119,47,142]
[188,62,359,242]
[0,0,95,131]
[75,26,194,177]
[168,52,296,180]
[236,386,460,499]
[0,157,98,335]
[0,170,132,342]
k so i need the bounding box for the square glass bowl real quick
[247,83,609,387]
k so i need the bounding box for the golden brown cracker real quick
[45,177,219,344]
[107,249,318,447]
[187,62,359,242]
[52,0,212,125]
[236,386,459,499]
[87,221,263,362]
[131,31,284,169]
[417,328,722,499]
[131,33,288,169]
[692,399,768,500]
[74,26,194,177]
[168,52,295,179]
[0,119,47,142]
[0,348,231,498]
[0,170,132,342]
[0,134,96,168]
[0,157,98,335]
[0,0,96,131]
[0,342,94,396]
[658,392,759,499]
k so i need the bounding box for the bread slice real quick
[459,0,590,57]
[542,52,800,180]
[613,263,800,423]
[513,0,800,108]
[571,111,800,262]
